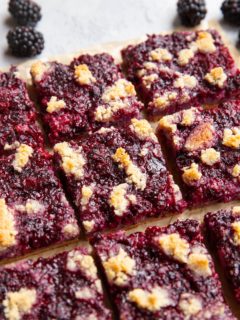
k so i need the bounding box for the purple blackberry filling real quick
[122,29,240,117]
[31,53,142,144]
[205,207,240,302]
[53,119,186,234]
[158,101,240,206]
[92,219,234,320]
[0,146,79,261]
[0,248,111,319]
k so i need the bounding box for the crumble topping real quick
[97,127,115,134]
[12,144,33,172]
[54,142,86,179]
[142,74,158,88]
[232,164,240,177]
[184,122,214,152]
[3,288,36,320]
[30,61,49,82]
[177,48,194,66]
[153,92,177,109]
[232,206,240,215]
[46,96,66,113]
[109,183,129,216]
[158,114,177,133]
[201,148,220,166]
[67,251,97,278]
[181,108,196,126]
[149,48,172,62]
[112,148,147,190]
[158,233,190,263]
[83,220,95,233]
[128,287,172,311]
[0,199,17,248]
[75,287,94,300]
[103,248,136,286]
[179,293,202,316]
[74,64,96,85]
[95,79,136,121]
[173,74,197,89]
[81,185,94,209]
[63,223,79,237]
[15,199,44,215]
[232,221,240,245]
[222,127,240,149]
[130,118,157,142]
[188,251,212,277]
[182,163,202,184]
[194,31,216,53]
[4,141,20,151]
[204,67,227,88]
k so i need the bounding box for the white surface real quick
[0,0,239,67]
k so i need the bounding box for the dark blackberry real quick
[177,0,207,27]
[221,0,240,25]
[9,0,42,27]
[7,27,44,57]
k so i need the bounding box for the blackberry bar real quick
[0,248,111,319]
[0,145,79,260]
[0,69,43,153]
[205,206,240,302]
[31,53,142,144]
[158,101,240,206]
[92,219,234,319]
[53,119,186,234]
[122,29,240,117]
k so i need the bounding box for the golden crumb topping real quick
[232,206,240,215]
[158,114,177,133]
[30,61,49,82]
[153,92,177,109]
[81,185,94,209]
[74,64,96,85]
[130,118,157,142]
[46,96,66,113]
[103,248,136,286]
[204,67,227,88]
[181,108,196,126]
[232,221,240,245]
[63,223,79,237]
[128,287,172,311]
[194,31,216,53]
[188,252,212,277]
[222,127,240,149]
[83,220,95,233]
[15,199,44,215]
[232,164,240,177]
[3,288,36,320]
[179,293,202,316]
[149,48,172,62]
[201,148,220,166]
[174,74,197,89]
[75,287,93,300]
[12,144,33,172]
[158,233,190,263]
[54,142,86,179]
[142,74,158,88]
[182,163,202,185]
[112,148,147,190]
[0,199,17,248]
[177,48,195,66]
[184,122,214,152]
[67,251,97,278]
[109,183,129,216]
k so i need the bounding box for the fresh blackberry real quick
[177,0,207,27]
[221,0,240,25]
[9,0,42,27]
[7,27,44,57]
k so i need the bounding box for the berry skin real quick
[221,0,240,25]
[7,27,44,57]
[177,0,207,27]
[9,0,42,27]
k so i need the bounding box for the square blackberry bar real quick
[0,144,80,261]
[53,118,186,234]
[0,69,44,153]
[205,206,240,303]
[122,29,240,117]
[158,101,240,206]
[31,53,143,144]
[92,219,235,320]
[0,247,111,319]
